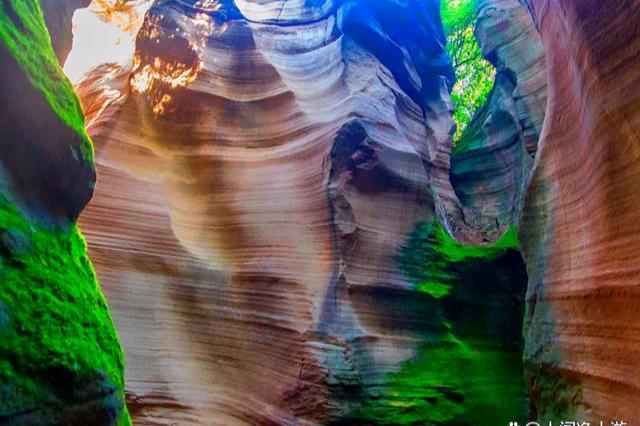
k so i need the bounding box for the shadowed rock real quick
[450,0,546,239]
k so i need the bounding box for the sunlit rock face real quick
[450,0,545,238]
[69,0,489,424]
[519,0,640,421]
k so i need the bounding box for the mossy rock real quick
[0,0,95,222]
[0,1,129,423]
[344,220,528,425]
[0,0,92,163]
[0,196,131,425]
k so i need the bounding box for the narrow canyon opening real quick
[6,0,639,425]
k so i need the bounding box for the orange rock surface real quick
[73,1,462,423]
[520,0,640,421]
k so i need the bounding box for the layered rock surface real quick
[475,0,547,155]
[518,0,640,421]
[450,0,546,237]
[5,0,640,424]
[449,0,640,420]
[69,0,527,424]
[12,0,636,423]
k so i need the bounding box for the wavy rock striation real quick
[0,1,129,425]
[58,0,640,423]
[8,0,640,423]
[70,0,528,424]
[519,0,640,421]
[475,0,547,155]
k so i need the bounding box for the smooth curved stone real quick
[451,71,533,236]
[476,0,547,154]
[72,1,463,423]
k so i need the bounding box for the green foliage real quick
[441,0,495,143]
[441,0,475,30]
[0,196,130,424]
[0,0,93,163]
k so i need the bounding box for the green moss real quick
[0,196,130,424]
[357,333,526,425]
[398,222,519,299]
[351,220,527,425]
[0,0,93,163]
[118,409,133,426]
[416,280,452,299]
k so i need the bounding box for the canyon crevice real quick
[1,0,639,424]
[69,0,530,424]
[450,0,546,237]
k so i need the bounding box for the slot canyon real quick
[0,0,639,425]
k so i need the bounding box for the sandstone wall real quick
[70,1,527,424]
[520,0,640,421]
